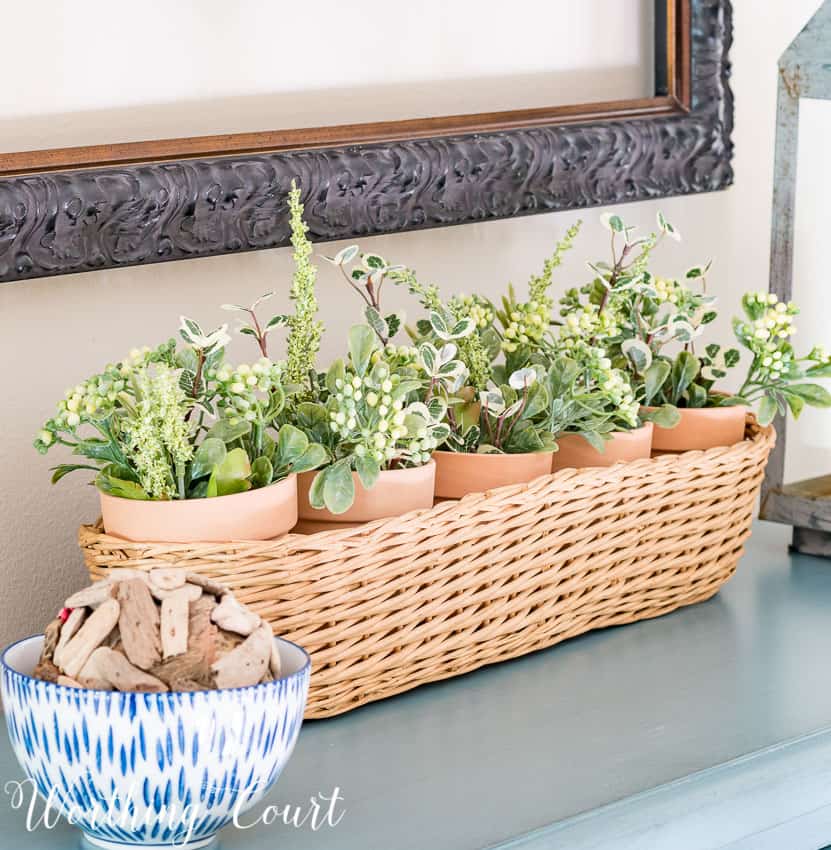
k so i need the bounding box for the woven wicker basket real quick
[80,416,774,719]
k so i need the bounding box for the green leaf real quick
[385,314,401,339]
[364,305,389,341]
[348,325,377,377]
[322,460,355,514]
[671,351,700,402]
[508,425,545,453]
[266,314,290,329]
[276,424,309,464]
[621,338,653,374]
[95,472,149,500]
[362,252,387,270]
[326,359,346,394]
[250,456,274,488]
[576,430,608,452]
[643,404,681,429]
[207,418,251,444]
[783,391,805,419]
[211,447,252,497]
[686,382,708,408]
[289,443,328,474]
[295,402,330,437]
[73,436,128,467]
[758,394,778,426]
[419,342,437,375]
[784,383,831,408]
[333,245,360,265]
[450,318,476,339]
[50,463,101,484]
[191,437,226,480]
[355,456,381,490]
[643,360,671,406]
[308,469,328,509]
[601,213,625,233]
[806,362,831,378]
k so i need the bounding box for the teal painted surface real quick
[1,521,831,849]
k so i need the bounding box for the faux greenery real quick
[560,211,831,427]
[297,325,449,514]
[35,315,325,500]
[283,181,323,391]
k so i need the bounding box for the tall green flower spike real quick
[284,181,323,388]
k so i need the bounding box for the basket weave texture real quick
[80,417,774,719]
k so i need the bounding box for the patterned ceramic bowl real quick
[1,634,310,849]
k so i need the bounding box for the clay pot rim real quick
[432,449,554,462]
[640,403,747,418]
[98,473,297,509]
[300,459,435,482]
[556,422,653,440]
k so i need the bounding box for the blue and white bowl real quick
[1,634,310,849]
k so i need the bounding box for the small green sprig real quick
[731,291,831,425]
[284,181,323,389]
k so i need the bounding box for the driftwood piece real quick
[161,587,190,659]
[149,568,186,591]
[42,618,63,661]
[90,647,168,692]
[33,659,60,684]
[117,580,161,670]
[60,599,120,679]
[77,650,113,690]
[211,623,272,689]
[106,568,150,584]
[185,572,227,598]
[150,596,219,689]
[65,581,114,609]
[210,594,261,637]
[57,675,83,688]
[53,607,88,669]
[149,583,202,603]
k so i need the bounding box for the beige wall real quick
[1,0,828,648]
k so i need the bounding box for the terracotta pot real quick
[432,450,554,500]
[646,404,747,453]
[294,461,436,532]
[552,423,654,471]
[100,475,298,543]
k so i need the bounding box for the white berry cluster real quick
[451,293,494,330]
[211,358,283,421]
[502,300,550,354]
[371,343,419,372]
[650,277,702,313]
[734,293,799,382]
[328,362,435,466]
[558,304,620,355]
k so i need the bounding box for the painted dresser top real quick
[2,520,831,850]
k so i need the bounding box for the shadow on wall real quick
[0,64,653,155]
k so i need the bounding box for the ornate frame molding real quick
[0,0,732,283]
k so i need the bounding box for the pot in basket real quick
[433,450,554,499]
[552,423,653,471]
[1,633,310,850]
[100,474,298,543]
[646,405,747,453]
[295,460,436,532]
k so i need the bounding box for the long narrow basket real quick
[80,417,774,718]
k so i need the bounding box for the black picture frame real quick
[0,0,732,283]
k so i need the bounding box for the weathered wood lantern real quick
[760,1,831,557]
